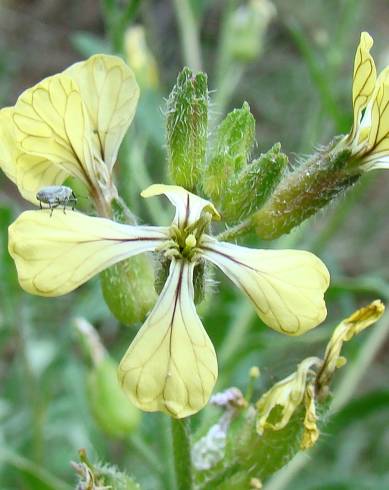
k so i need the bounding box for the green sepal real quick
[100,197,156,325]
[223,143,288,222]
[87,357,141,438]
[203,102,255,203]
[154,254,207,305]
[166,67,208,191]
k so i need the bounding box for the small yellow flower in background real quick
[340,32,389,170]
[0,54,139,208]
[255,300,384,449]
[125,25,159,90]
[8,184,329,418]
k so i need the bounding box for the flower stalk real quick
[171,417,193,490]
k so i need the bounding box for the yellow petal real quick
[65,54,139,171]
[8,210,167,296]
[118,259,218,418]
[201,238,330,335]
[301,383,319,450]
[0,107,67,204]
[13,74,97,189]
[0,107,17,184]
[15,152,68,205]
[363,67,389,168]
[141,184,221,227]
[317,300,385,389]
[350,32,376,141]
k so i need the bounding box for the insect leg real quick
[71,192,77,211]
[39,200,42,210]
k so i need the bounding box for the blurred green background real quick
[0,0,388,489]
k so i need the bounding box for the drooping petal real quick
[201,238,330,335]
[0,107,67,204]
[65,54,139,171]
[13,74,97,189]
[8,210,167,296]
[141,184,220,227]
[317,300,384,392]
[118,259,218,418]
[349,32,377,141]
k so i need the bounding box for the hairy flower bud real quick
[225,143,288,222]
[166,67,208,191]
[204,102,255,203]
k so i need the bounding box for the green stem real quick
[171,417,193,490]
[172,0,202,71]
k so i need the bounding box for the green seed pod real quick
[204,102,255,203]
[250,146,358,239]
[87,356,141,438]
[223,143,288,223]
[100,197,157,325]
[166,67,208,191]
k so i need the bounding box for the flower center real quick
[160,212,212,261]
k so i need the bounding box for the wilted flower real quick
[338,32,389,170]
[0,54,139,212]
[256,356,321,442]
[9,184,329,418]
[316,299,385,395]
[256,300,384,449]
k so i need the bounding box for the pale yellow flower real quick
[340,32,389,170]
[0,54,139,204]
[8,185,330,417]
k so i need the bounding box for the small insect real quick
[36,185,77,217]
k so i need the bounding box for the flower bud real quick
[224,143,288,222]
[204,102,255,203]
[87,356,141,437]
[100,197,157,325]
[166,67,208,191]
